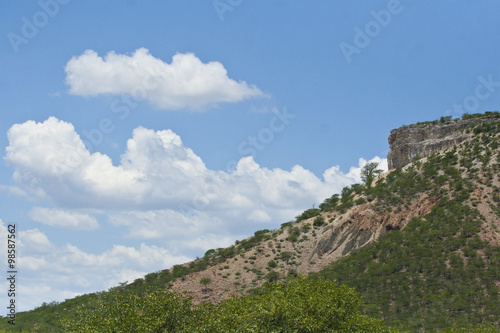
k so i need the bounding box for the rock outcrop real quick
[387,115,500,169]
[310,193,436,260]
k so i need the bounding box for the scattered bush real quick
[313,216,325,227]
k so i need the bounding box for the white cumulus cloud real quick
[0,219,190,311]
[65,48,265,110]
[3,117,389,273]
[5,117,387,234]
[2,119,389,312]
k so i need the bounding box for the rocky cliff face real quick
[387,115,500,169]
[309,193,436,260]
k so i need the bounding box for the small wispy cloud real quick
[0,184,28,197]
[27,207,99,230]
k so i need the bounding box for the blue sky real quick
[1,1,499,311]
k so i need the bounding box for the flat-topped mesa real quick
[387,114,500,170]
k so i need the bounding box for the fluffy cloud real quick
[5,117,387,223]
[65,48,265,110]
[5,117,387,218]
[27,207,99,230]
[2,119,388,311]
[4,117,388,262]
[0,219,191,311]
[5,117,145,208]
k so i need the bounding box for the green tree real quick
[313,215,325,227]
[266,270,280,282]
[440,115,452,123]
[60,278,388,332]
[60,288,192,332]
[204,248,216,257]
[200,278,211,293]
[295,208,321,222]
[319,193,340,211]
[267,260,277,268]
[186,276,387,332]
[361,162,383,187]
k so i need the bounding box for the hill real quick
[1,112,499,332]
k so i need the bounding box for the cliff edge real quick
[387,114,500,169]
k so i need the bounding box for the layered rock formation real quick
[387,115,500,169]
[310,193,436,260]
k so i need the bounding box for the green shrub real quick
[184,277,386,332]
[61,288,193,332]
[295,208,321,223]
[313,216,325,227]
[267,260,277,268]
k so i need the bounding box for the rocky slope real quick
[170,114,500,306]
[170,192,439,305]
[387,114,500,169]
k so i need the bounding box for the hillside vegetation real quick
[313,118,500,330]
[1,112,499,332]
